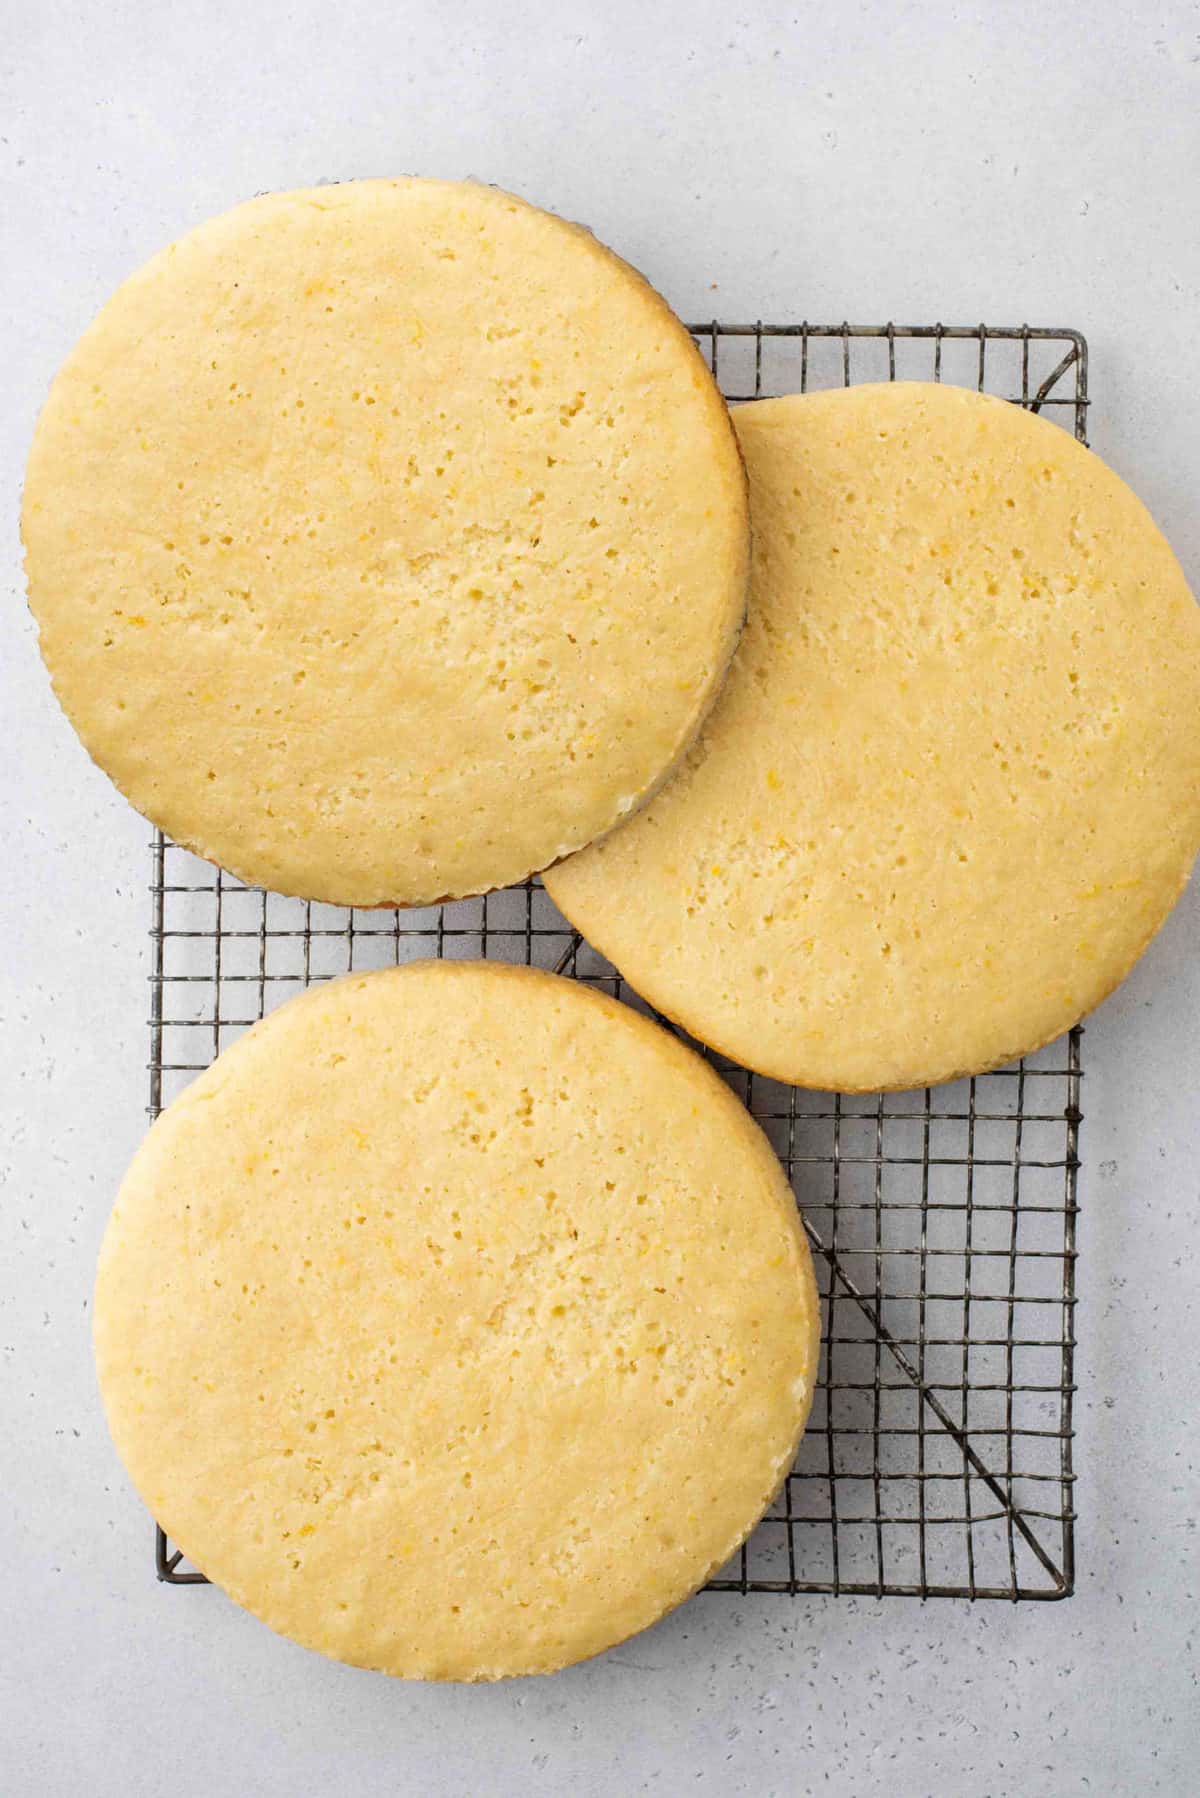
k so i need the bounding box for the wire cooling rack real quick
[151,321,1085,1601]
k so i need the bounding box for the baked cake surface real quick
[94,962,818,1679]
[23,179,748,904]
[547,383,1200,1090]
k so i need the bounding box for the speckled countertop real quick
[3,4,1199,1793]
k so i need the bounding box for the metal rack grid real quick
[152,321,1086,1601]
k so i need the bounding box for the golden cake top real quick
[23,179,747,904]
[547,383,1200,1090]
[94,962,819,1679]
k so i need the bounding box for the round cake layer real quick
[23,179,748,904]
[546,383,1200,1090]
[94,962,818,1679]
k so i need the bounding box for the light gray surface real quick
[2,3,1199,1793]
